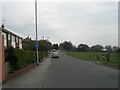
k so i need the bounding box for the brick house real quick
[0,31,5,83]
[0,25,24,82]
[0,25,23,49]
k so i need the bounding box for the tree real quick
[59,41,73,51]
[23,40,36,51]
[59,43,63,50]
[77,44,89,52]
[105,45,112,52]
[113,46,118,52]
[23,37,52,52]
[52,44,59,50]
[71,45,77,51]
[118,47,120,53]
[90,45,103,52]
[38,40,52,52]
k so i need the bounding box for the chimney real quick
[0,25,4,34]
[1,25,4,29]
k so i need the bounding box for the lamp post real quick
[35,0,39,65]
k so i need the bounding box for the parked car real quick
[52,51,59,58]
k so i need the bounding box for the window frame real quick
[8,34,11,40]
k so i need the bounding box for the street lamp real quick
[35,0,39,65]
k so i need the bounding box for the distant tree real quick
[118,47,120,53]
[23,37,52,52]
[77,44,89,52]
[38,40,52,52]
[23,40,36,51]
[52,44,59,50]
[90,45,103,52]
[105,45,112,52]
[113,46,118,52]
[59,43,64,50]
[59,41,73,51]
[71,45,77,51]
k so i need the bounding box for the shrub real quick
[5,47,36,71]
[5,47,50,72]
[39,51,48,59]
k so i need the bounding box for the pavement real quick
[42,51,118,88]
[2,55,52,88]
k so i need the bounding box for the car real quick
[52,51,59,58]
[52,49,57,52]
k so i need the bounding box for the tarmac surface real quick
[42,51,118,88]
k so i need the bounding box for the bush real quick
[5,47,36,71]
[39,51,48,59]
[5,47,50,72]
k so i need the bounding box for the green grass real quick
[62,51,120,66]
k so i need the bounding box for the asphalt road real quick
[42,51,118,88]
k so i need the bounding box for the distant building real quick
[0,25,23,49]
[23,36,32,42]
[23,36,35,50]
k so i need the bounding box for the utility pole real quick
[35,0,39,65]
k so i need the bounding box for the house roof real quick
[0,27,23,39]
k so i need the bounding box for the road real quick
[42,51,118,88]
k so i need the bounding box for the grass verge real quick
[62,51,120,66]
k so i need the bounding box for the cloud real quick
[36,2,118,46]
[0,0,119,2]
[1,1,118,47]
[0,2,2,25]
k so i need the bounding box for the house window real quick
[12,35,15,48]
[19,38,22,43]
[16,37,18,43]
[3,32,6,40]
[12,36,15,42]
[8,34,10,40]
[2,32,7,47]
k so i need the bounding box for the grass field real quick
[63,51,120,66]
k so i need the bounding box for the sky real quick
[0,0,119,47]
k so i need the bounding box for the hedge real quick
[5,47,49,72]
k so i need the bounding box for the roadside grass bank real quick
[62,51,120,66]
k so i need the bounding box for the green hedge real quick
[5,47,49,72]
[39,51,48,59]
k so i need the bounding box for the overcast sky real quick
[0,0,119,47]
